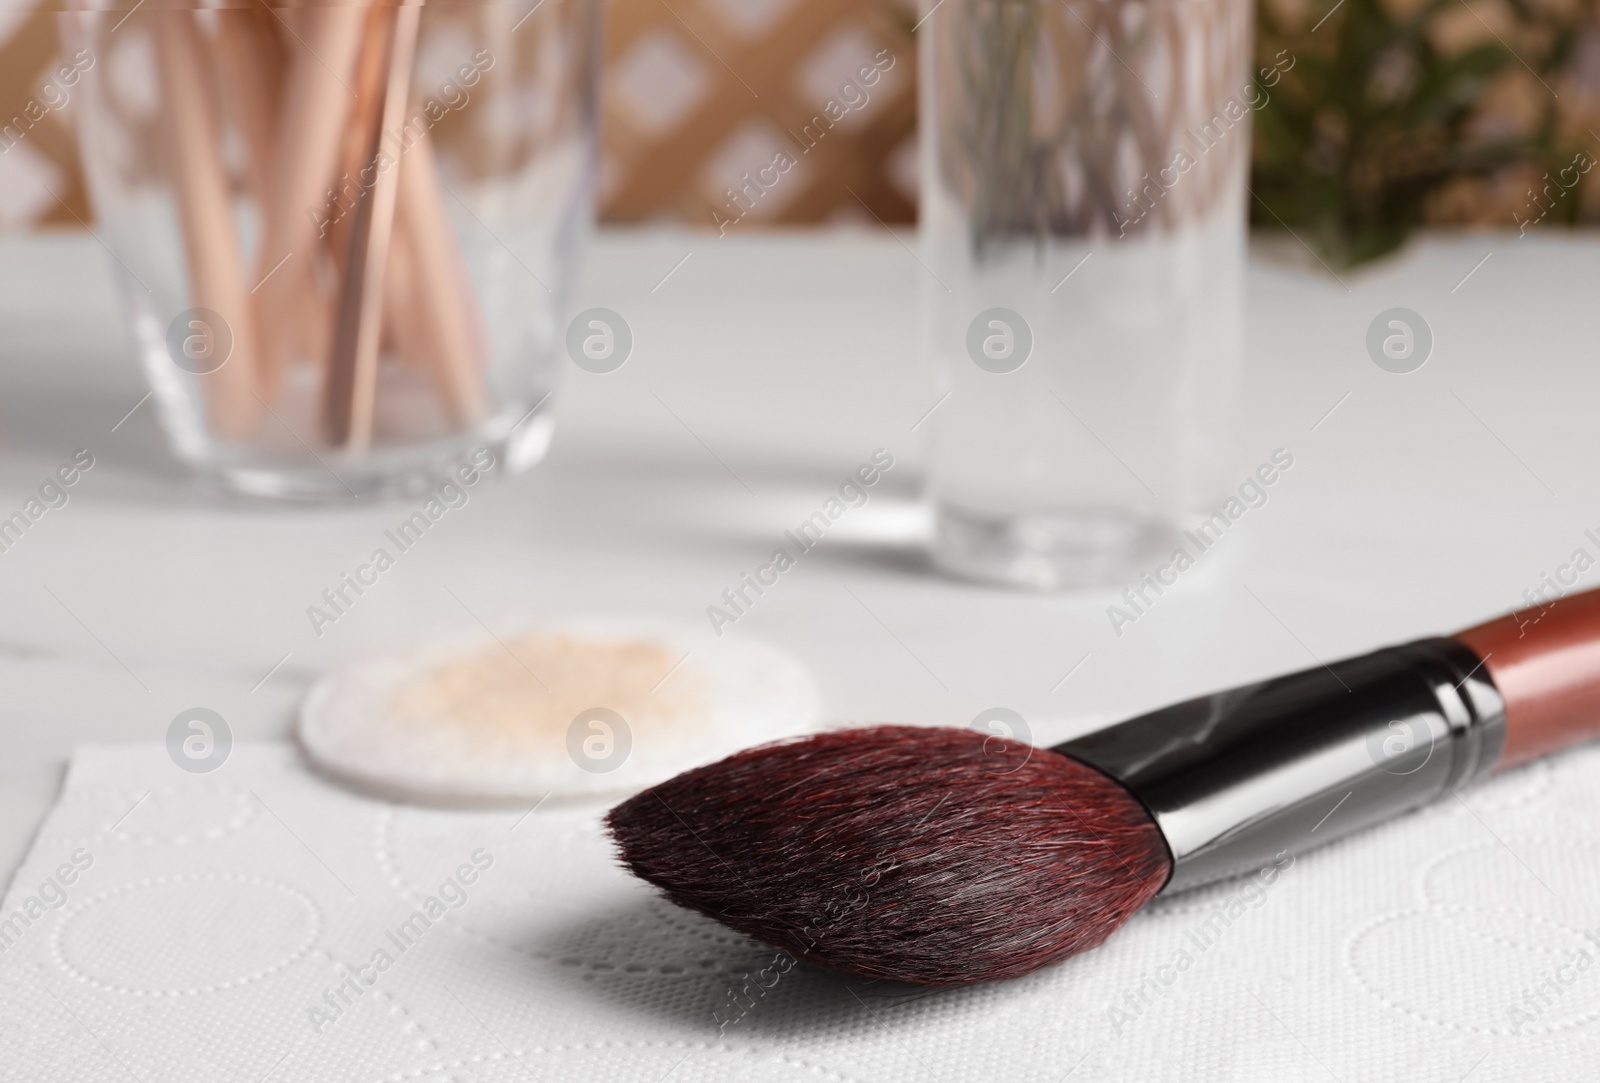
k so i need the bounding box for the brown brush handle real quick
[1455,587,1600,769]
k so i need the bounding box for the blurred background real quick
[5,0,1600,265]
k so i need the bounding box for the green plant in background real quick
[1251,0,1591,267]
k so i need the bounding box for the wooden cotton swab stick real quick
[151,10,261,439]
[324,41,488,432]
[251,4,365,402]
[323,1,422,449]
[381,218,433,368]
[393,131,488,426]
[213,8,281,191]
[213,8,332,368]
[321,7,427,380]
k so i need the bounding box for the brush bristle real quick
[605,724,1171,985]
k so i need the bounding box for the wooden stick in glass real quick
[251,4,364,402]
[323,2,421,449]
[151,10,260,439]
[393,131,488,427]
[213,7,331,368]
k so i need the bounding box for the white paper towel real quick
[1,742,1597,1081]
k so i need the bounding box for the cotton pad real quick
[298,617,820,802]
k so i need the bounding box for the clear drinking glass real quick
[921,0,1251,588]
[66,0,596,499]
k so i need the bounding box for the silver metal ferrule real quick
[1054,638,1505,894]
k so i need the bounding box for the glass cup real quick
[921,0,1252,588]
[65,0,597,499]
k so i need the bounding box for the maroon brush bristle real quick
[604,724,1172,985]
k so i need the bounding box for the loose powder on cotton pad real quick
[298,618,820,802]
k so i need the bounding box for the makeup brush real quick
[607,587,1600,985]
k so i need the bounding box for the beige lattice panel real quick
[0,0,918,232]
[600,0,918,226]
[0,9,92,229]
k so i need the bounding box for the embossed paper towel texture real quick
[0,744,1595,1081]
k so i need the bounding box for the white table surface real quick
[0,225,1592,892]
